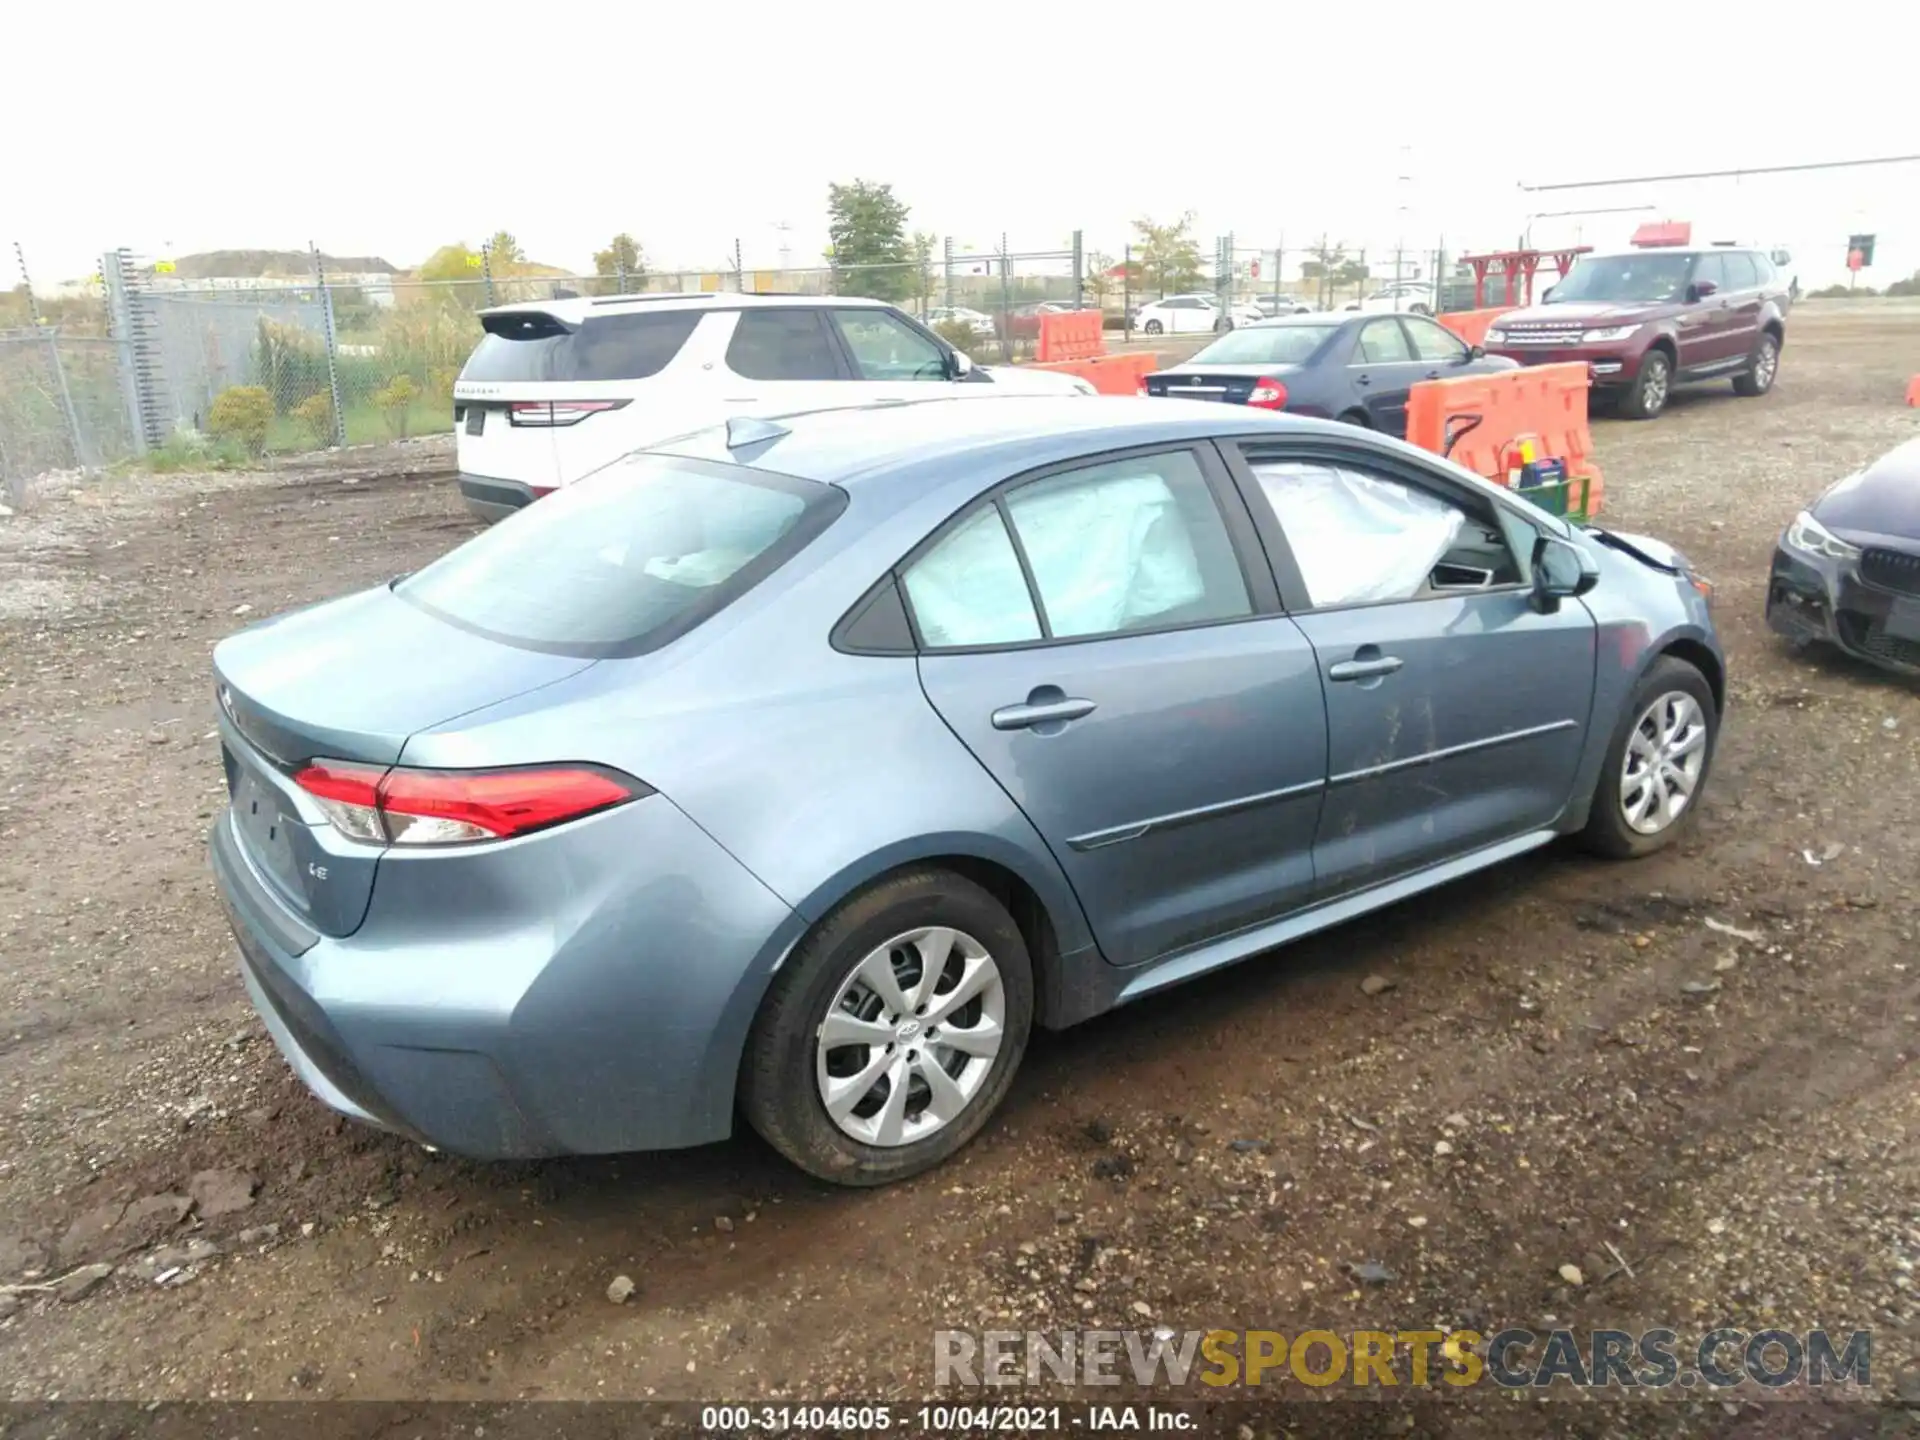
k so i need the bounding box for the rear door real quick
[1348,319,1426,434]
[907,443,1328,968]
[717,306,856,417]
[1675,253,1732,373]
[1718,252,1766,363]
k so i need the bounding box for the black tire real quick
[1618,349,1672,420]
[1213,317,1230,333]
[1143,319,1164,335]
[1579,656,1719,860]
[1337,408,1372,427]
[1410,303,1432,317]
[1732,331,1780,397]
[739,868,1034,1186]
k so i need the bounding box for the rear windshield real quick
[459,310,701,383]
[395,455,844,657]
[1190,324,1338,366]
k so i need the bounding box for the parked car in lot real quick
[1346,282,1434,315]
[1767,435,1920,674]
[450,293,1096,521]
[1001,300,1081,343]
[1256,294,1316,318]
[1133,293,1264,335]
[1483,248,1789,421]
[1141,312,1518,438]
[210,393,1724,1185]
[926,305,996,339]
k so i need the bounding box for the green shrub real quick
[207,386,273,456]
[932,318,984,358]
[372,374,419,438]
[294,393,335,446]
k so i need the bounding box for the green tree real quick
[417,242,481,283]
[484,231,525,273]
[911,230,939,311]
[593,233,645,284]
[827,179,914,302]
[1130,213,1205,296]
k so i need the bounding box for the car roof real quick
[477,292,896,324]
[649,394,1309,489]
[1242,313,1352,329]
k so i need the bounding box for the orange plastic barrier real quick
[1028,351,1161,396]
[1405,361,1605,518]
[1435,308,1512,348]
[1907,374,1920,407]
[1035,310,1104,362]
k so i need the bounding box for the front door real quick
[829,306,962,400]
[905,444,1329,968]
[1221,439,1597,896]
[1347,318,1428,436]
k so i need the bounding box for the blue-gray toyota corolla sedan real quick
[210,396,1724,1185]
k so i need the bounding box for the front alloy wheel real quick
[1619,691,1708,835]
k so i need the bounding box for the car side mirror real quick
[1465,344,1485,360]
[1541,285,1556,302]
[1530,535,1599,613]
[1688,279,1718,301]
[948,349,973,378]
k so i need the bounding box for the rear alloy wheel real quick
[1619,350,1671,420]
[1580,657,1718,859]
[1733,333,1780,397]
[1143,319,1164,335]
[740,869,1033,1185]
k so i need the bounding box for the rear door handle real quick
[1328,656,1404,682]
[991,697,1096,730]
[1355,373,1372,386]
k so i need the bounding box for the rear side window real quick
[460,311,700,383]
[396,455,844,657]
[727,309,846,381]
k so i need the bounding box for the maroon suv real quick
[1484,247,1789,420]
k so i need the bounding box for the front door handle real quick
[991,696,1096,730]
[1355,373,1372,386]
[1328,656,1404,682]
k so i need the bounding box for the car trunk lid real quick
[1143,364,1296,404]
[214,586,595,935]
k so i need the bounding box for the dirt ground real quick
[2,305,1918,1437]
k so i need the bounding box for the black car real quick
[1767,437,1920,675]
[1141,312,1517,438]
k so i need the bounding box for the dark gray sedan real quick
[1142,313,1519,438]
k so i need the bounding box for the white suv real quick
[452,293,1098,521]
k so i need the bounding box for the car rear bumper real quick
[209,791,803,1159]
[1766,543,1920,674]
[458,472,538,524]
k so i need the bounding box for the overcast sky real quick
[5,0,1916,290]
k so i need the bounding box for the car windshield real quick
[396,454,843,657]
[1189,324,1338,365]
[1546,255,1694,304]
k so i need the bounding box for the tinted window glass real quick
[1722,252,1759,289]
[1004,450,1251,639]
[835,310,948,381]
[726,309,845,381]
[1547,254,1692,304]
[1355,320,1414,364]
[396,455,837,657]
[1190,324,1338,365]
[459,310,700,383]
[1403,317,1468,362]
[1692,253,1730,291]
[901,507,1042,648]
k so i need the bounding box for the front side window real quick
[1721,252,1760,290]
[1403,316,1469,363]
[834,310,948,381]
[726,309,845,381]
[1248,458,1484,608]
[397,455,837,656]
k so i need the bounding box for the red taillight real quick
[529,484,556,500]
[507,400,629,427]
[1246,377,1289,410]
[294,761,646,846]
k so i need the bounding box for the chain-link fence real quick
[2,225,1474,481]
